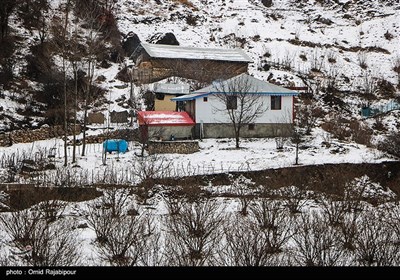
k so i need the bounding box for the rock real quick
[148,32,179,45]
[122,31,141,56]
[261,0,273,7]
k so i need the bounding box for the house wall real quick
[195,95,294,124]
[148,126,194,140]
[154,95,177,111]
[194,123,293,139]
[136,55,249,83]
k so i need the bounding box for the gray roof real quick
[153,83,190,95]
[141,42,252,63]
[171,73,298,101]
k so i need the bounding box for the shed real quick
[131,42,252,83]
[137,111,195,140]
[153,83,190,111]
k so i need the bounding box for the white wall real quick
[195,95,294,124]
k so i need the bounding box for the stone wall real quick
[194,123,294,139]
[148,140,199,154]
[110,110,129,123]
[88,112,105,124]
[0,125,81,147]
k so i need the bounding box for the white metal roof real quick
[171,73,298,101]
[153,83,190,95]
[141,42,252,63]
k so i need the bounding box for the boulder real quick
[148,32,179,45]
[122,31,141,56]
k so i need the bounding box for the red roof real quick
[137,111,195,126]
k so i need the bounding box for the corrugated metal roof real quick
[171,92,210,101]
[171,73,299,101]
[153,83,190,95]
[141,42,252,63]
[137,111,195,126]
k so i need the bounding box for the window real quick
[271,96,282,110]
[203,97,208,102]
[248,123,255,130]
[155,93,165,100]
[227,95,237,110]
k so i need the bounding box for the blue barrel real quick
[103,139,128,153]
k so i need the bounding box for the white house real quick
[171,73,299,138]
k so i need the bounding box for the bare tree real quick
[291,127,303,165]
[292,211,345,266]
[164,199,225,266]
[77,0,109,157]
[0,209,80,266]
[281,185,308,214]
[296,103,320,135]
[85,189,158,266]
[354,210,399,266]
[222,216,279,266]
[320,196,348,227]
[50,0,72,166]
[249,198,293,254]
[361,70,378,97]
[87,209,153,266]
[230,174,256,216]
[132,154,171,205]
[213,74,267,148]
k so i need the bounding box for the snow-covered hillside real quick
[1,0,400,133]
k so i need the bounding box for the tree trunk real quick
[82,60,93,156]
[72,65,77,164]
[295,142,299,165]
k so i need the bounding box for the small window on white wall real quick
[271,96,282,110]
[203,97,208,102]
[227,96,237,110]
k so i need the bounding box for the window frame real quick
[226,95,238,110]
[271,96,282,110]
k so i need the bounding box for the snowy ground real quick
[0,127,393,186]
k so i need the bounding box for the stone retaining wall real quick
[148,140,199,154]
[0,125,81,147]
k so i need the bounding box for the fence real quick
[361,100,400,117]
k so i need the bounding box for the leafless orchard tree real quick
[132,154,172,204]
[97,186,132,218]
[384,202,400,247]
[164,199,225,266]
[249,198,293,254]
[353,210,399,266]
[336,212,360,254]
[280,185,308,214]
[85,194,160,266]
[213,74,267,148]
[230,174,256,215]
[291,211,345,266]
[222,216,281,266]
[0,209,80,266]
[320,195,348,227]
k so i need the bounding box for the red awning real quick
[137,111,195,126]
